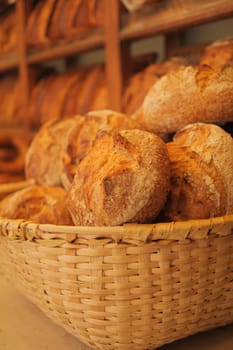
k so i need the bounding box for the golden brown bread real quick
[89,79,108,111]
[48,0,89,40]
[76,65,104,114]
[0,75,23,127]
[143,63,233,133]
[124,57,188,117]
[27,0,57,46]
[25,117,84,187]
[27,1,44,46]
[61,110,141,190]
[88,0,104,27]
[0,185,73,225]
[61,69,88,117]
[28,74,56,127]
[67,129,170,226]
[60,0,89,38]
[41,72,82,122]
[0,9,16,54]
[163,123,233,221]
[123,71,159,115]
[199,38,233,68]
[48,0,66,40]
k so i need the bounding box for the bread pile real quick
[1,38,233,227]
[26,0,104,47]
[1,113,233,226]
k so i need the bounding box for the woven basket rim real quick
[0,214,233,244]
[0,181,233,243]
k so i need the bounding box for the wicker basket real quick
[0,212,233,350]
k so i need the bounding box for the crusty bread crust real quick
[143,64,233,133]
[61,110,141,190]
[25,116,84,187]
[163,123,233,221]
[67,129,170,226]
[0,185,73,225]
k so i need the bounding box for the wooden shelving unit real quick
[27,29,104,64]
[0,52,18,72]
[0,0,232,125]
[120,0,233,41]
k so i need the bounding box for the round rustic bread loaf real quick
[0,185,73,225]
[67,129,170,226]
[142,63,233,133]
[25,116,85,187]
[163,123,233,221]
[61,109,140,190]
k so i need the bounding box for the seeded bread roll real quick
[67,129,170,226]
[163,123,233,221]
[25,116,85,187]
[0,185,73,225]
[143,64,233,133]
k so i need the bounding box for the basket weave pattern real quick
[0,216,233,350]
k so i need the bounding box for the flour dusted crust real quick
[163,123,233,221]
[143,63,233,133]
[67,129,170,226]
[61,109,140,190]
[0,185,73,225]
[25,116,85,187]
[123,57,188,116]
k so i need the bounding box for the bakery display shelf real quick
[27,29,104,65]
[120,0,233,41]
[0,51,18,72]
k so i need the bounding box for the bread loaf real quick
[88,0,104,27]
[123,57,187,116]
[163,123,233,221]
[27,0,56,46]
[143,63,233,133]
[199,38,233,68]
[0,185,73,225]
[61,109,141,190]
[67,129,170,226]
[25,116,85,187]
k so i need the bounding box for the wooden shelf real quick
[120,0,233,41]
[0,52,18,73]
[27,29,104,65]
